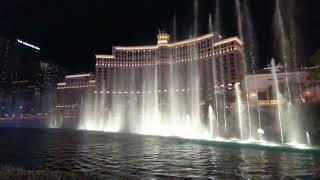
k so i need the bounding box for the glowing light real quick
[257,128,265,135]
[96,55,115,59]
[57,83,66,86]
[66,74,92,79]
[250,93,257,98]
[17,39,40,51]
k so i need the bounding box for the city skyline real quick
[0,0,320,73]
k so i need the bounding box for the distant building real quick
[55,74,95,123]
[0,37,10,83]
[38,60,67,92]
[0,37,67,117]
[295,50,320,103]
[8,80,41,115]
[245,64,311,106]
[0,37,15,101]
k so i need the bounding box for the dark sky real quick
[0,0,319,73]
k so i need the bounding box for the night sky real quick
[0,0,319,73]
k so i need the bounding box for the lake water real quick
[0,128,319,179]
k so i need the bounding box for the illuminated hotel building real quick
[95,32,244,102]
[69,32,245,132]
[55,74,95,122]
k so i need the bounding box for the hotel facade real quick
[95,32,244,104]
[55,32,245,132]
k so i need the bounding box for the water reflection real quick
[0,128,319,178]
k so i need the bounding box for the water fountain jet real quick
[235,83,243,140]
[271,59,284,144]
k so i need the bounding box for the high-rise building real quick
[53,74,95,126]
[38,60,67,92]
[0,37,10,83]
[0,37,11,116]
[0,38,68,117]
[7,80,41,116]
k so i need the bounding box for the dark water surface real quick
[0,128,319,179]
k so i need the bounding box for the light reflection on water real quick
[0,128,319,179]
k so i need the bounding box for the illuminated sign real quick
[17,39,40,51]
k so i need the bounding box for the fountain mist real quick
[274,0,292,103]
[271,59,284,144]
[235,0,252,139]
[173,14,177,43]
[208,14,213,33]
[209,105,216,138]
[235,83,243,139]
[50,0,315,150]
[274,0,305,144]
[214,0,221,34]
[194,0,199,37]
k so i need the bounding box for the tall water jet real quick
[49,111,63,128]
[140,65,161,135]
[271,58,284,144]
[222,88,227,131]
[111,68,125,132]
[209,14,213,33]
[173,14,177,42]
[274,0,292,103]
[274,0,305,144]
[235,0,243,41]
[128,67,138,132]
[217,62,227,138]
[168,37,181,136]
[208,105,215,138]
[306,132,311,145]
[188,41,203,138]
[243,1,256,74]
[288,2,304,102]
[193,0,199,37]
[243,0,261,137]
[212,56,220,136]
[213,0,221,34]
[235,83,243,139]
[210,4,224,135]
[235,0,252,139]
